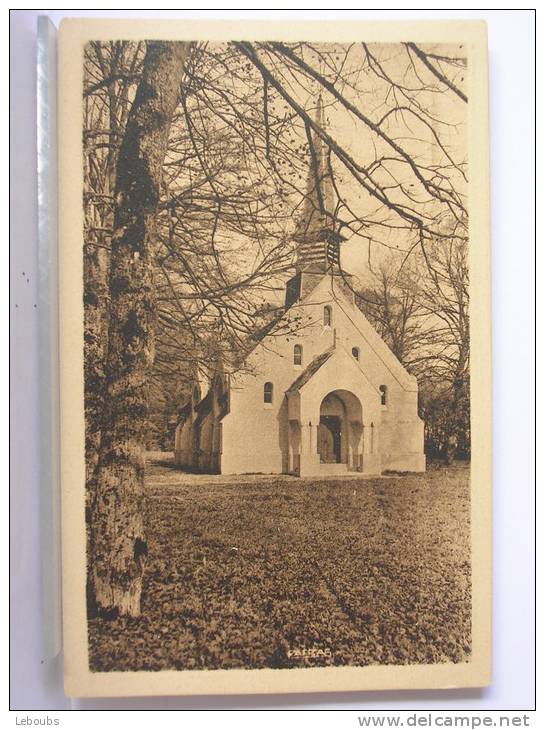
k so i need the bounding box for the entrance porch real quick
[287,388,381,477]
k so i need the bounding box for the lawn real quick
[88,456,471,671]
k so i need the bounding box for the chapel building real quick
[174,101,425,477]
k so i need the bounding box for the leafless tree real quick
[89,41,191,617]
[357,257,426,369]
[359,225,469,461]
[414,231,470,461]
[83,40,469,615]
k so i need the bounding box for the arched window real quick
[352,347,360,361]
[264,382,273,404]
[379,385,387,406]
[323,305,332,327]
[293,344,302,366]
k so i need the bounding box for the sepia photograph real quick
[58,19,491,696]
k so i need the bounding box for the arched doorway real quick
[318,390,363,467]
[319,393,344,463]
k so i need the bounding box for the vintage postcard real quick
[59,19,491,697]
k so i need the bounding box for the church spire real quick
[306,94,334,220]
[294,95,344,273]
[284,96,350,310]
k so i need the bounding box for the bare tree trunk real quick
[90,41,191,617]
[84,79,114,612]
[84,238,109,613]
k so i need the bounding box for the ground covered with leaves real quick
[88,456,471,671]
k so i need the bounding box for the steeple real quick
[294,95,344,274]
[284,97,349,310]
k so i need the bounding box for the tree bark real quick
[90,41,191,617]
[84,237,109,614]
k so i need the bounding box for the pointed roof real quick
[294,95,336,241]
[293,97,346,277]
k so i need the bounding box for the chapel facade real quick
[174,101,425,477]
